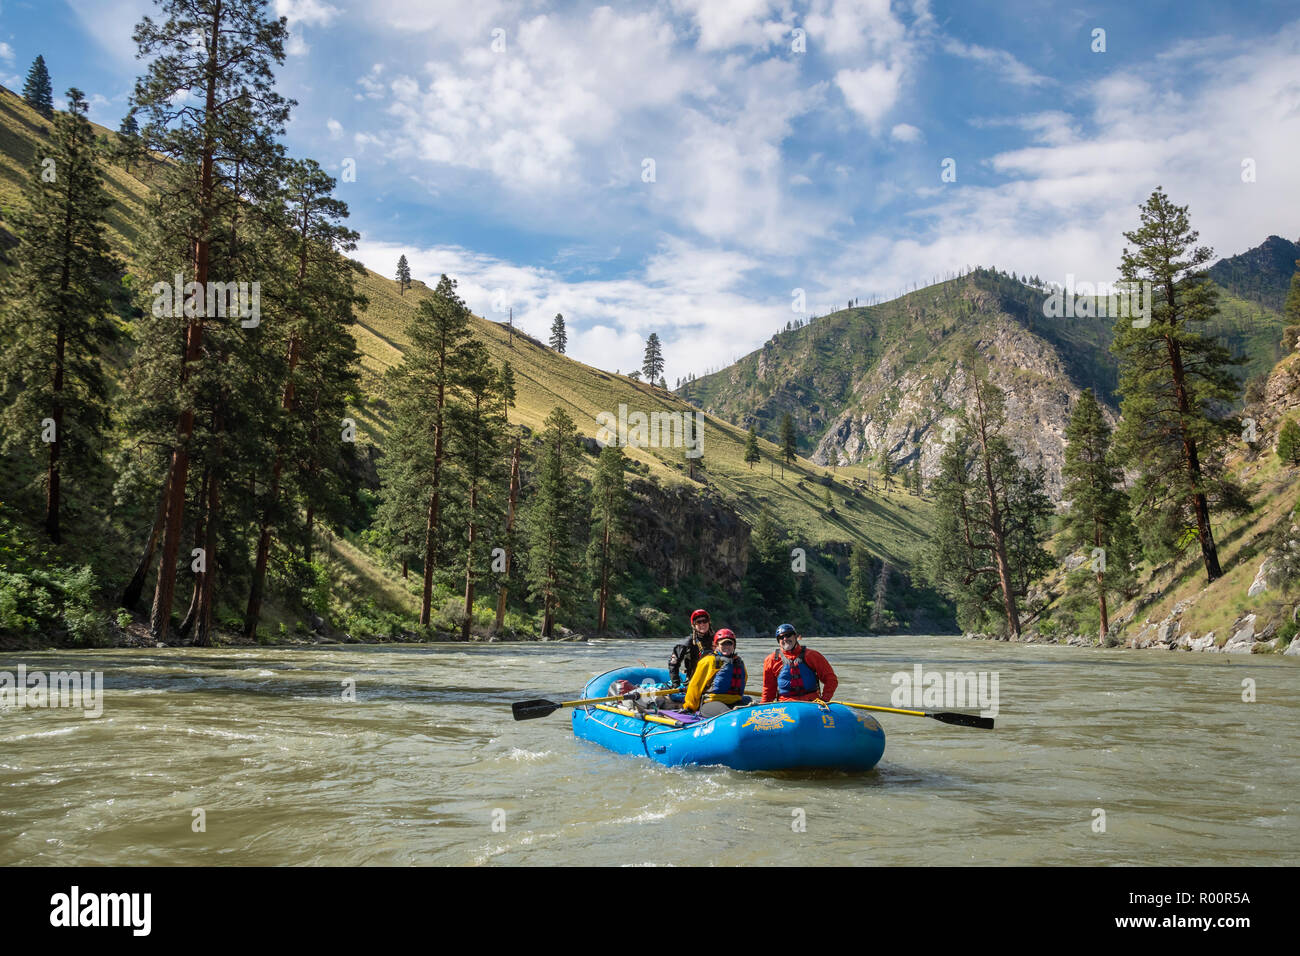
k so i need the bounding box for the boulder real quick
[1248,559,1272,597]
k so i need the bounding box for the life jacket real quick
[776,646,819,697]
[708,653,747,696]
[670,632,712,681]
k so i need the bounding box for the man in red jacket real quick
[762,624,838,703]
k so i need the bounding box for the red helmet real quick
[690,609,710,624]
[712,628,737,648]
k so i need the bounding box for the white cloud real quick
[890,122,922,142]
[836,63,905,128]
[274,0,340,26]
[0,42,13,62]
[352,236,782,378]
[941,38,1051,87]
[670,0,785,50]
[817,22,1300,300]
[326,117,343,138]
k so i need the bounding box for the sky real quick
[2,0,1299,380]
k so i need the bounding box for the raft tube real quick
[572,666,885,772]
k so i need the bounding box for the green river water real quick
[1,635,1295,866]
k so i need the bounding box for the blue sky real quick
[2,0,1299,379]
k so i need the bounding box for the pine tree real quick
[911,458,922,496]
[925,359,1052,637]
[524,407,588,637]
[0,88,120,544]
[587,444,628,633]
[22,55,53,119]
[642,332,664,382]
[1110,188,1247,582]
[780,412,796,465]
[446,343,509,640]
[377,274,478,627]
[242,158,362,638]
[1283,260,1300,353]
[549,313,567,353]
[1278,419,1300,466]
[846,546,873,626]
[1059,389,1140,644]
[744,425,760,469]
[116,110,145,173]
[492,361,520,632]
[128,0,292,641]
[396,254,411,294]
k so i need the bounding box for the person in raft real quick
[762,624,838,703]
[682,629,748,718]
[668,609,715,687]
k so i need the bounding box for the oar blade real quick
[512,698,562,721]
[930,711,994,730]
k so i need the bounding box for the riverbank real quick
[965,619,1299,656]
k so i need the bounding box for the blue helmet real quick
[775,623,797,640]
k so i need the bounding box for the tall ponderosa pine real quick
[23,55,54,119]
[846,546,872,626]
[445,345,509,640]
[1278,419,1300,466]
[377,274,477,627]
[0,89,120,544]
[524,407,588,637]
[1059,389,1139,644]
[494,361,520,633]
[743,425,760,469]
[925,361,1052,637]
[587,444,628,633]
[1110,188,1247,582]
[116,110,145,174]
[549,313,567,353]
[780,413,796,466]
[129,0,292,641]
[242,158,362,637]
[642,332,664,382]
[396,254,411,294]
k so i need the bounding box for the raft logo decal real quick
[821,712,835,728]
[742,707,796,731]
[852,711,880,731]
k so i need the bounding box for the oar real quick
[512,686,675,721]
[833,699,994,730]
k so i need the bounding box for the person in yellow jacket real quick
[682,629,747,718]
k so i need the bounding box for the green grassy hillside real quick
[0,84,937,642]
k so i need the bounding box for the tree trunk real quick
[494,436,520,633]
[1163,283,1222,582]
[177,469,209,640]
[150,5,223,642]
[972,375,1020,638]
[195,465,220,647]
[121,473,171,610]
[45,326,64,543]
[461,481,477,642]
[304,506,314,562]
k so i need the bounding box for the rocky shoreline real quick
[965,609,1298,656]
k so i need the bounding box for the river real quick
[1,635,1295,865]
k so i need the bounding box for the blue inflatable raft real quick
[572,667,886,772]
